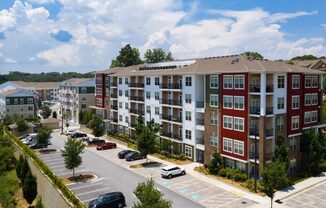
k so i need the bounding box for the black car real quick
[87,138,106,145]
[71,132,88,139]
[89,192,126,208]
[29,143,48,149]
[125,151,146,161]
[118,150,133,159]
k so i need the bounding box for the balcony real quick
[160,83,182,90]
[130,96,144,102]
[110,94,118,99]
[110,105,118,110]
[265,152,273,161]
[110,82,117,87]
[249,151,259,160]
[249,85,273,93]
[196,119,204,125]
[265,129,273,137]
[129,83,144,88]
[266,107,273,115]
[129,109,144,115]
[249,126,259,137]
[130,122,136,128]
[196,138,204,145]
[196,101,204,108]
[160,131,182,140]
[249,107,273,115]
[160,99,182,106]
[111,118,118,123]
[160,114,182,123]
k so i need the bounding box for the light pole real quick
[61,104,64,135]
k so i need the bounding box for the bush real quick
[0,170,19,208]
[16,118,28,132]
[233,173,248,182]
[178,154,187,161]
[225,167,234,179]
[218,168,226,177]
[320,161,326,172]
[246,179,255,192]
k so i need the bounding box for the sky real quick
[0,0,325,74]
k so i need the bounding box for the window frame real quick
[277,97,285,110]
[234,140,244,156]
[277,76,285,88]
[210,113,218,125]
[234,96,245,110]
[185,130,192,140]
[185,77,192,87]
[185,94,192,104]
[210,94,219,107]
[291,95,300,109]
[210,135,218,147]
[210,75,219,89]
[291,116,300,130]
[292,75,300,89]
[223,95,233,109]
[223,115,233,130]
[185,111,191,121]
[234,117,244,132]
[223,137,232,153]
[234,75,245,90]
[223,75,233,89]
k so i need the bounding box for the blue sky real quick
[0,0,325,74]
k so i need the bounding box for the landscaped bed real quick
[130,161,162,169]
[152,153,192,165]
[64,173,96,184]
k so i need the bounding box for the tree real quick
[244,51,264,59]
[36,126,52,149]
[144,48,174,63]
[38,99,42,108]
[19,157,30,184]
[41,105,52,119]
[22,170,37,206]
[208,152,222,175]
[63,112,70,130]
[0,145,15,174]
[61,138,85,178]
[133,178,172,208]
[89,115,105,137]
[16,117,28,132]
[52,111,57,119]
[111,44,143,67]
[261,162,289,208]
[16,154,24,178]
[291,54,318,61]
[272,135,290,171]
[3,115,14,126]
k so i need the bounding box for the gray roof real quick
[0,88,34,97]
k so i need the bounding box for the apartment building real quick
[59,78,95,123]
[0,81,60,101]
[96,54,324,176]
[0,88,36,119]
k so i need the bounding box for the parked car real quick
[161,165,186,179]
[89,192,126,208]
[87,137,106,145]
[96,142,117,150]
[19,134,30,140]
[125,151,146,161]
[65,129,77,136]
[21,133,37,145]
[29,143,48,149]
[118,150,133,159]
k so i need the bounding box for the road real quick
[49,131,204,208]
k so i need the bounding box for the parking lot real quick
[283,180,326,208]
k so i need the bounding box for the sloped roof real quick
[0,88,34,97]
[60,78,94,86]
[11,81,60,89]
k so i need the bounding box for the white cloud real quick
[28,0,56,4]
[322,24,326,29]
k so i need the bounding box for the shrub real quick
[225,167,234,179]
[218,168,226,177]
[320,161,326,172]
[178,154,187,161]
[233,173,248,182]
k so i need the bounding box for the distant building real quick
[59,78,95,123]
[292,59,326,71]
[0,81,60,101]
[0,88,36,119]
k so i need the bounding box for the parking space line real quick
[289,197,318,208]
[49,164,66,169]
[69,183,106,191]
[229,189,245,197]
[302,192,326,202]
[312,187,326,194]
[44,160,64,165]
[77,187,112,197]
[82,197,98,203]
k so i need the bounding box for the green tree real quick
[36,126,52,148]
[89,115,105,137]
[16,117,28,132]
[41,105,52,119]
[272,135,290,171]
[261,162,289,208]
[111,44,143,67]
[16,154,24,178]
[61,138,85,178]
[22,170,37,206]
[19,157,30,184]
[144,48,174,63]
[208,152,222,175]
[133,178,172,208]
[244,51,264,59]
[37,99,42,108]
[63,112,70,130]
[78,111,84,124]
[3,115,14,127]
[52,111,57,119]
[291,54,318,61]
[0,145,15,174]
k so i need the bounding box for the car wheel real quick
[181,171,186,175]
[168,174,172,179]
[118,203,123,208]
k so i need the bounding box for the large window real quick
[234,117,244,132]
[210,136,218,147]
[210,94,219,107]
[234,140,244,156]
[146,106,151,114]
[311,111,318,122]
[185,130,191,140]
[155,92,160,100]
[234,96,244,110]
[223,116,233,130]
[223,75,233,89]
[146,91,150,99]
[185,94,192,104]
[27,98,33,104]
[291,116,299,130]
[234,75,244,89]
[277,97,285,110]
[312,76,318,88]
[223,138,232,153]
[185,77,192,86]
[292,75,300,89]
[305,111,318,123]
[292,96,300,109]
[210,75,219,88]
[312,93,318,105]
[210,113,218,125]
[155,77,160,85]
[304,112,311,124]
[305,94,312,106]
[146,77,151,85]
[185,111,191,121]
[155,107,159,115]
[125,78,129,85]
[276,116,285,131]
[184,145,192,158]
[223,96,233,109]
[305,76,311,88]
[278,76,285,88]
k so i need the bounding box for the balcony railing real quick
[110,94,117,98]
[160,114,182,123]
[249,151,259,160]
[130,122,136,128]
[196,101,204,108]
[250,107,273,115]
[129,109,144,115]
[129,83,144,88]
[196,119,204,126]
[250,85,274,93]
[160,99,183,106]
[130,96,144,102]
[160,83,182,90]
[160,131,183,140]
[266,107,273,115]
[111,118,118,123]
[266,85,273,93]
[249,126,259,136]
[110,105,118,110]
[110,82,117,87]
[196,138,204,145]
[265,129,273,137]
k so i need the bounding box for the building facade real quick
[96,55,324,176]
[59,78,95,123]
[0,89,37,119]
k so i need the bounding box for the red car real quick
[96,142,117,150]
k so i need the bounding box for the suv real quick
[87,137,106,145]
[89,192,126,208]
[161,165,186,179]
[118,150,133,159]
[125,151,146,161]
[71,132,88,139]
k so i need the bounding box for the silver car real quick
[161,165,186,179]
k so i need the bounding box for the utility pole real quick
[61,104,64,135]
[254,124,257,193]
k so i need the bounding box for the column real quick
[260,73,266,116]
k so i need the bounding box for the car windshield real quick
[96,195,107,203]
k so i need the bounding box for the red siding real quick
[302,75,320,128]
[95,74,105,108]
[220,73,248,161]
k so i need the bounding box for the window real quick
[276,116,285,131]
[20,98,24,104]
[305,94,312,106]
[155,107,159,115]
[234,75,244,89]
[210,75,219,88]
[304,112,311,124]
[234,117,244,132]
[291,116,299,130]
[80,87,86,93]
[185,130,191,139]
[155,92,159,100]
[234,140,244,156]
[185,94,192,103]
[278,76,285,88]
[223,75,233,89]
[305,76,311,88]
[292,96,300,109]
[210,136,218,147]
[125,116,129,123]
[119,90,122,96]
[125,103,129,110]
[234,96,244,110]
[81,104,86,108]
[119,102,122,109]
[14,98,18,105]
[6,98,9,105]
[311,111,318,122]
[277,97,285,109]
[96,88,102,95]
[155,77,160,85]
[146,91,150,99]
[185,111,191,121]
[125,78,129,85]
[184,145,192,158]
[292,75,300,89]
[223,96,233,109]
[185,77,192,86]
[125,90,129,97]
[27,98,33,104]
[210,113,218,125]
[146,77,151,85]
[290,139,296,151]
[223,138,232,153]
[28,106,33,111]
[119,115,122,122]
[210,94,219,107]
[119,78,122,84]
[146,106,151,114]
[312,76,318,88]
[312,93,318,105]
[223,116,233,130]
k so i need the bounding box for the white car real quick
[161,165,186,179]
[65,129,77,136]
[21,133,37,145]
